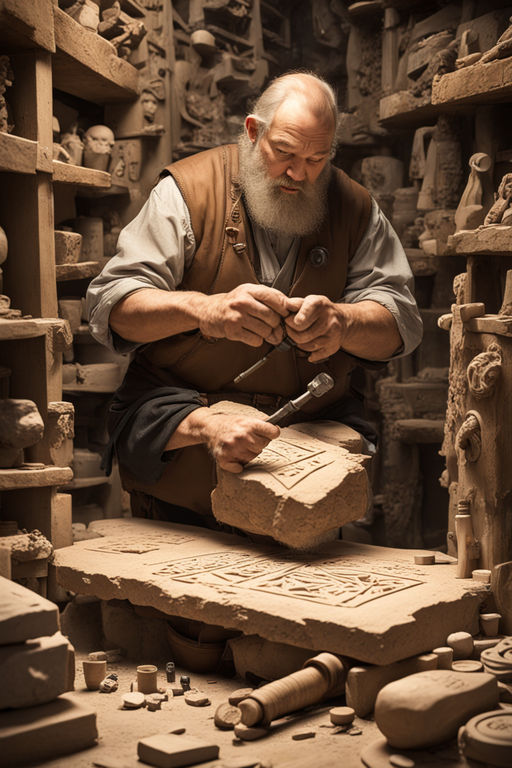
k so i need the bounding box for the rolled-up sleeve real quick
[342,198,423,358]
[86,175,195,353]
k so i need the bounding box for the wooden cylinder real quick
[455,513,478,578]
[238,653,346,726]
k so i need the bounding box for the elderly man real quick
[87,71,422,526]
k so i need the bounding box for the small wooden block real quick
[414,553,435,565]
[228,688,254,706]
[214,703,242,730]
[452,660,483,673]
[292,731,315,740]
[122,692,145,709]
[472,569,491,584]
[137,734,219,767]
[184,691,210,707]
[329,706,355,726]
[234,723,269,741]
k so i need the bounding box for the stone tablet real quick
[137,734,219,767]
[53,518,486,665]
[212,412,368,548]
[0,576,59,645]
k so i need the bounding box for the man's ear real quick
[245,115,260,143]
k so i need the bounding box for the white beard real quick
[238,132,330,237]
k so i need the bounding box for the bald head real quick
[249,72,338,152]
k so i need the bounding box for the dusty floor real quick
[31,653,379,768]
[27,651,474,768]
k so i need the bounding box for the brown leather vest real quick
[122,144,371,514]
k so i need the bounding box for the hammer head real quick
[307,372,334,398]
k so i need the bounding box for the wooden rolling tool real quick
[238,652,346,727]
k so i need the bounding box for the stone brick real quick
[0,631,69,709]
[0,693,97,766]
[0,576,59,645]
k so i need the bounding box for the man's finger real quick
[243,284,290,316]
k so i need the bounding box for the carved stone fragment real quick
[0,400,44,468]
[456,411,482,463]
[467,342,502,399]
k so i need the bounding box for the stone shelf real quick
[395,418,445,444]
[0,317,67,341]
[52,161,111,189]
[0,132,37,175]
[379,90,440,128]
[432,57,512,108]
[56,262,101,282]
[0,466,73,491]
[63,476,109,490]
[52,5,139,104]
[0,0,55,52]
[448,226,512,255]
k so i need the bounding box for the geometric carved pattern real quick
[85,532,195,554]
[249,438,335,488]
[154,551,424,607]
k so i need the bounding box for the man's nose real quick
[286,158,306,182]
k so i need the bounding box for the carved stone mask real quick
[141,91,158,121]
[84,125,115,154]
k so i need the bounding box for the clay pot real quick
[136,664,158,694]
[82,659,107,690]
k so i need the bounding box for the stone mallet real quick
[265,372,334,425]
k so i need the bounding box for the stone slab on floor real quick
[53,518,486,666]
[0,692,97,766]
[0,631,69,709]
[0,575,60,645]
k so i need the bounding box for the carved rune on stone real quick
[467,342,502,399]
[85,532,194,554]
[154,552,423,608]
[455,411,482,463]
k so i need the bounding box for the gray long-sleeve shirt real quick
[87,174,423,358]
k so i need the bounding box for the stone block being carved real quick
[210,402,369,549]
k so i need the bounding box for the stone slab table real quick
[53,518,486,666]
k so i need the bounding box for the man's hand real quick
[165,407,280,473]
[199,284,290,347]
[284,295,346,362]
[204,412,280,473]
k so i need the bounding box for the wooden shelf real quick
[0,466,73,490]
[206,24,253,49]
[56,262,101,282]
[465,314,512,338]
[0,0,55,52]
[0,317,67,341]
[52,161,111,189]
[52,6,139,104]
[432,57,512,108]
[379,91,439,128]
[0,132,37,175]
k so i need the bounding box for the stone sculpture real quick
[360,155,404,219]
[467,343,502,399]
[52,117,71,163]
[60,0,100,32]
[417,116,462,211]
[82,125,115,171]
[455,153,492,232]
[0,55,14,134]
[98,1,146,60]
[484,172,512,225]
[0,399,45,468]
[61,125,84,166]
[478,16,512,64]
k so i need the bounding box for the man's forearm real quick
[337,300,402,360]
[109,288,210,343]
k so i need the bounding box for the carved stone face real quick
[141,91,158,122]
[83,125,115,155]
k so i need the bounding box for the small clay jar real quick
[82,659,107,690]
[137,664,158,694]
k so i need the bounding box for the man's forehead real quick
[268,97,334,153]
